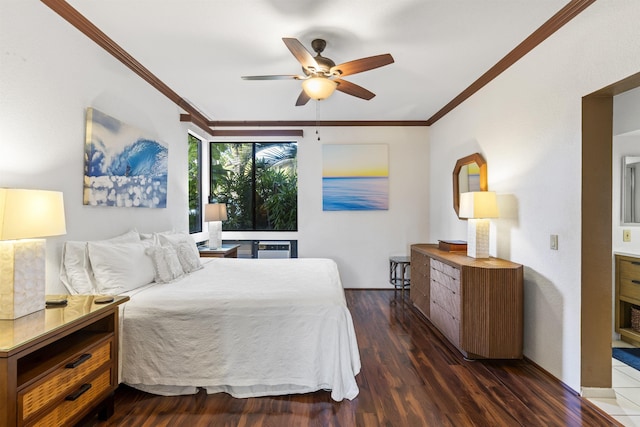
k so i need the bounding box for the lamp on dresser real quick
[459,191,499,259]
[0,189,66,319]
[205,202,227,249]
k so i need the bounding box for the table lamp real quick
[204,203,227,249]
[0,189,66,319]
[459,191,499,259]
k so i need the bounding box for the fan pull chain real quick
[315,101,321,141]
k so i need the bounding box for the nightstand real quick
[0,294,129,426]
[199,244,240,258]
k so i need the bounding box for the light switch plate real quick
[550,234,558,250]
[623,229,631,242]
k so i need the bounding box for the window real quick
[210,142,297,231]
[188,133,202,233]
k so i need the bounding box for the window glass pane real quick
[188,134,202,233]
[255,142,298,230]
[210,141,297,231]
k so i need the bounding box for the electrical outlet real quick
[550,234,558,250]
[623,229,632,242]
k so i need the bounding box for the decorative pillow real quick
[145,245,185,283]
[87,240,155,294]
[59,230,141,294]
[158,232,203,273]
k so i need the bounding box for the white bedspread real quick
[119,258,361,401]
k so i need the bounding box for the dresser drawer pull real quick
[632,262,640,266]
[65,383,92,401]
[65,353,92,368]
[633,280,640,285]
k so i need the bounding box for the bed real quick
[59,231,361,402]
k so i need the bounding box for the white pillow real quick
[146,245,185,283]
[88,241,155,294]
[158,232,203,273]
[59,241,94,294]
[59,230,141,294]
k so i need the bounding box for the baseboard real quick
[580,387,617,399]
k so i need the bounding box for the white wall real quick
[427,0,640,392]
[0,2,430,293]
[218,126,430,288]
[0,0,206,293]
[613,87,640,255]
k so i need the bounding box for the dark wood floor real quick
[89,290,620,427]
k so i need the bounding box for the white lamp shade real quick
[205,203,228,222]
[459,191,499,219]
[302,77,338,100]
[0,189,66,319]
[0,189,66,240]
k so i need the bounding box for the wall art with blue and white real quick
[322,144,389,211]
[83,108,168,208]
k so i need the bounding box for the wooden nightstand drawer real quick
[19,339,113,422]
[1,295,128,427]
[31,368,113,427]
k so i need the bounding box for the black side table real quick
[389,255,411,299]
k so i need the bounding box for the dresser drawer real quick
[621,279,640,301]
[412,289,430,317]
[430,258,460,281]
[620,258,640,280]
[19,338,113,423]
[430,261,460,296]
[31,368,113,427]
[430,302,460,347]
[431,280,460,320]
[411,251,430,275]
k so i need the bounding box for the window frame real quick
[209,141,298,232]
[188,132,203,234]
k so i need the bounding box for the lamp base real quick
[0,239,46,319]
[208,221,222,249]
[466,219,491,259]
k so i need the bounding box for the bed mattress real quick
[119,257,361,401]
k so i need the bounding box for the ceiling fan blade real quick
[331,54,394,77]
[241,75,303,80]
[335,79,375,100]
[282,38,318,71]
[295,90,311,106]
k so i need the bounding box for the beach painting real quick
[322,144,389,211]
[83,108,168,208]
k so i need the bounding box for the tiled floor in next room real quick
[588,341,640,426]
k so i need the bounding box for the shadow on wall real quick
[496,194,519,260]
[523,266,565,376]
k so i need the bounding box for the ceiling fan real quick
[241,38,394,106]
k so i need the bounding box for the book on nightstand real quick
[438,240,468,252]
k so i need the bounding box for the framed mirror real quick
[453,153,487,218]
[622,155,640,224]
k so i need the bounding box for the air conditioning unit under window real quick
[257,241,291,259]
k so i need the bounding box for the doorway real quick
[582,71,640,389]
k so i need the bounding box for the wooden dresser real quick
[0,295,128,426]
[410,244,524,359]
[615,253,640,346]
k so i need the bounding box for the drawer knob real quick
[65,383,92,401]
[65,353,92,369]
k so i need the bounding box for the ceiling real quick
[63,0,571,124]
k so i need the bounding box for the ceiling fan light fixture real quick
[302,76,337,100]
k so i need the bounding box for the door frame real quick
[582,71,640,388]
